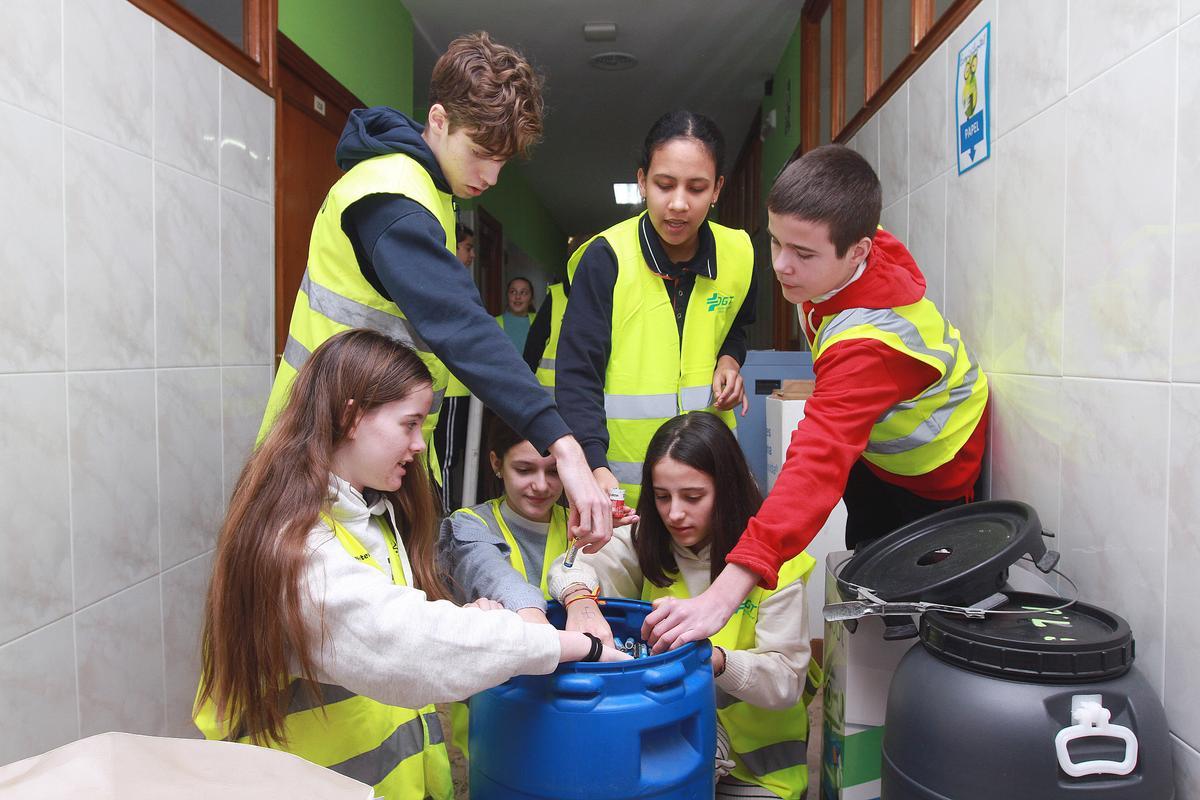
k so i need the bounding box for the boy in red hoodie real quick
[644,144,989,649]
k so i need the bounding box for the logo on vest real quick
[736,598,759,619]
[705,292,734,312]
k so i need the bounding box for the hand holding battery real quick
[564,487,638,568]
[712,355,749,417]
[550,436,613,553]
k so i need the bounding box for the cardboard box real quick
[820,551,916,800]
[764,395,806,491]
[765,396,848,634]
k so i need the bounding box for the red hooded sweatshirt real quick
[727,230,988,588]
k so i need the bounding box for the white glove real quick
[547,557,600,602]
[715,721,735,779]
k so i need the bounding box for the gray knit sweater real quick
[438,499,552,611]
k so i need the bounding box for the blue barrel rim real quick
[546,597,712,674]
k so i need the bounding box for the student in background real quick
[456,222,476,269]
[195,330,626,800]
[523,277,568,389]
[556,111,757,508]
[643,145,989,652]
[497,276,537,354]
[549,412,818,800]
[262,31,612,549]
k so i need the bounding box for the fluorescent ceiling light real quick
[613,183,641,205]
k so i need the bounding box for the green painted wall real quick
[278,0,414,113]
[760,22,803,202]
[459,164,568,274]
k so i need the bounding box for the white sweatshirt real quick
[548,526,812,710]
[292,475,560,708]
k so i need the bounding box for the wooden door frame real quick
[128,0,276,91]
[273,34,364,363]
[476,207,504,315]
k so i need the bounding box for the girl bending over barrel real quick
[549,411,819,800]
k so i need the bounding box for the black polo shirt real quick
[556,213,758,470]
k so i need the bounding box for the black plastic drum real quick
[882,594,1174,799]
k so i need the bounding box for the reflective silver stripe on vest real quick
[329,713,426,787]
[609,461,643,486]
[873,318,959,427]
[287,680,357,715]
[423,710,444,745]
[302,273,430,352]
[604,393,678,420]
[816,308,955,375]
[431,387,446,414]
[738,738,808,777]
[866,362,981,455]
[818,308,980,455]
[282,335,311,371]
[539,357,555,371]
[680,385,714,412]
[715,688,740,710]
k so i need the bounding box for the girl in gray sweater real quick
[439,417,614,639]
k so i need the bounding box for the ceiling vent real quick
[582,22,617,42]
[589,51,638,71]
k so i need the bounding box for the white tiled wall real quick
[849,0,1199,792]
[0,0,274,762]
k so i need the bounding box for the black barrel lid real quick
[919,591,1135,683]
[837,500,1050,607]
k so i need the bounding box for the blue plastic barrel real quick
[469,598,716,799]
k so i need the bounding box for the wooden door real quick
[274,35,364,365]
[476,207,505,315]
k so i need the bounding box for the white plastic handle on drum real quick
[1054,694,1138,778]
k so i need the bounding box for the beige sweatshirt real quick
[293,475,561,708]
[548,525,812,710]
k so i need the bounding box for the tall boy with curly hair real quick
[263,33,613,544]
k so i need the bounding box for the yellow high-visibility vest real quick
[194,514,452,800]
[447,499,570,762]
[566,215,752,505]
[643,552,821,800]
[810,297,988,476]
[535,282,567,390]
[258,153,454,450]
[444,371,470,398]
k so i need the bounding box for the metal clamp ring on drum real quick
[832,554,1080,620]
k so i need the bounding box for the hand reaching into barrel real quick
[642,563,761,652]
[562,584,615,647]
[556,631,631,664]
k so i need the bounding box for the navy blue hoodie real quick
[336,107,570,452]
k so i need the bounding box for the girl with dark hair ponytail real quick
[194,329,626,800]
[548,412,819,800]
[556,110,759,511]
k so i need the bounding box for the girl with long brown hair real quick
[195,329,624,800]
